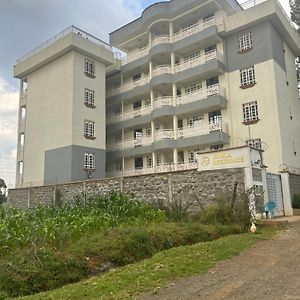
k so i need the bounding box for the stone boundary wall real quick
[290,174,300,199]
[8,168,245,211]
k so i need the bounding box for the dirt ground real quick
[140,221,300,300]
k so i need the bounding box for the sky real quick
[0,0,292,187]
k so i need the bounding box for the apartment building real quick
[14,0,300,187]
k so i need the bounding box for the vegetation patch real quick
[18,227,279,300]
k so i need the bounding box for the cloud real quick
[0,78,18,186]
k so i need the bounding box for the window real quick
[147,156,153,167]
[188,115,204,127]
[84,120,95,139]
[156,155,161,166]
[134,157,143,169]
[84,153,95,170]
[243,101,259,123]
[184,83,202,94]
[211,144,223,151]
[246,138,262,150]
[188,149,200,163]
[209,111,222,124]
[84,58,95,78]
[238,32,253,53]
[146,128,152,137]
[84,88,95,107]
[240,66,256,88]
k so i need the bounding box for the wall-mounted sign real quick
[198,147,252,172]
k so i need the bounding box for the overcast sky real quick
[0,0,292,187]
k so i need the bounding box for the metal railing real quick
[16,26,112,64]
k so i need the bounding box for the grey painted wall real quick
[225,21,286,73]
[44,145,106,184]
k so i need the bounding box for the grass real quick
[18,226,279,300]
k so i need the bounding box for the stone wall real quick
[8,168,245,211]
[290,174,300,199]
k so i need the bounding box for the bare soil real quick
[140,222,300,300]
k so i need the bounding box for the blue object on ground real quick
[265,201,276,218]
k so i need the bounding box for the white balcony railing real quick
[152,35,171,47]
[173,16,216,42]
[125,46,149,64]
[177,84,225,105]
[107,162,198,178]
[178,121,227,139]
[154,96,173,109]
[108,136,152,151]
[175,50,222,73]
[107,74,150,97]
[152,65,172,77]
[107,105,152,124]
[155,129,174,141]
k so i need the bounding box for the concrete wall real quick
[8,168,245,211]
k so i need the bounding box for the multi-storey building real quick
[14,0,300,187]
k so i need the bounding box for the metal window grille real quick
[246,138,262,150]
[84,58,95,76]
[238,32,253,52]
[188,115,204,127]
[84,120,95,137]
[240,66,255,86]
[84,153,95,170]
[243,101,259,122]
[184,83,202,94]
[147,156,153,167]
[84,88,95,106]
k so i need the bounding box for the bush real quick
[292,194,300,209]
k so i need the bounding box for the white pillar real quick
[148,32,152,48]
[172,83,177,106]
[171,52,175,74]
[150,89,154,110]
[151,121,155,143]
[173,115,178,140]
[280,172,293,216]
[169,21,173,42]
[173,148,178,169]
[149,60,153,80]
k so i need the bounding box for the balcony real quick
[107,74,150,97]
[152,65,172,77]
[152,35,171,47]
[17,145,24,160]
[19,118,26,132]
[154,96,173,109]
[125,46,149,64]
[107,162,198,178]
[178,121,227,139]
[177,84,225,105]
[20,90,27,106]
[107,105,151,124]
[155,129,174,141]
[108,136,152,151]
[175,49,222,73]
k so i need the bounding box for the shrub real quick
[292,194,300,209]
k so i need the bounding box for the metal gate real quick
[266,173,284,216]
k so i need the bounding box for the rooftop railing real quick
[16,25,112,64]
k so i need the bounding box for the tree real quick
[290,0,300,32]
[0,178,7,204]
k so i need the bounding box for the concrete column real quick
[149,60,153,80]
[122,157,125,174]
[150,89,154,110]
[148,31,152,48]
[171,52,175,74]
[151,121,155,143]
[169,21,174,42]
[172,83,177,106]
[173,148,178,170]
[152,152,156,172]
[27,188,31,208]
[173,115,178,140]
[280,172,293,216]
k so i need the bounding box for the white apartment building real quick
[14,0,300,187]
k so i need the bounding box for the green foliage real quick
[290,0,300,31]
[292,194,300,209]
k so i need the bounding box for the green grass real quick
[18,226,279,300]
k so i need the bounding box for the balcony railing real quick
[154,96,173,109]
[155,129,174,141]
[107,105,152,124]
[178,121,227,139]
[107,74,150,97]
[152,35,171,47]
[16,26,112,64]
[125,46,149,64]
[175,50,222,73]
[108,136,152,151]
[173,16,216,42]
[152,65,172,77]
[177,84,225,105]
[107,162,198,178]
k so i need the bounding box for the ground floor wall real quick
[8,168,245,211]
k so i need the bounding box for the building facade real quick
[14,0,300,187]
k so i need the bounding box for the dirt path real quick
[140,222,300,300]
